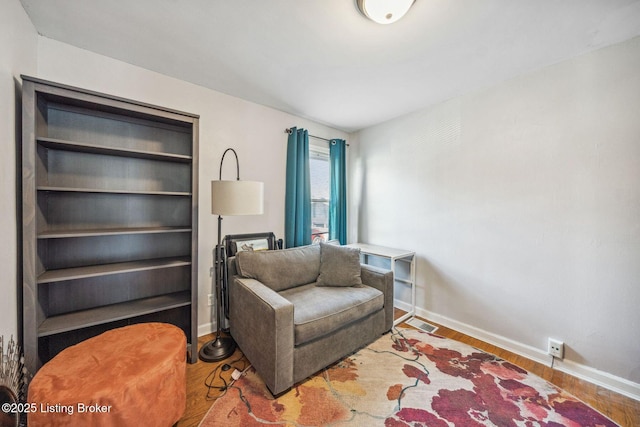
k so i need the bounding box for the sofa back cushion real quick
[317,242,363,287]
[236,244,320,291]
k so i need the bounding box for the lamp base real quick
[199,335,236,362]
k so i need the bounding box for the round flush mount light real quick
[356,0,415,24]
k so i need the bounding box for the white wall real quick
[32,37,348,336]
[352,36,640,396]
[0,0,38,341]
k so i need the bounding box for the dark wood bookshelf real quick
[21,75,200,373]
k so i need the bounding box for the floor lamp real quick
[199,148,264,362]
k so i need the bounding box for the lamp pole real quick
[199,148,241,362]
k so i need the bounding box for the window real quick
[309,145,330,243]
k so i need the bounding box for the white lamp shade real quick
[211,180,264,216]
[357,0,415,24]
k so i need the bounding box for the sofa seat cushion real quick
[280,283,384,346]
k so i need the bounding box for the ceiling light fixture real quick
[356,0,415,24]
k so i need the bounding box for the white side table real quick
[346,243,416,325]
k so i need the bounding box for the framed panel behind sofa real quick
[222,232,282,319]
[223,232,282,257]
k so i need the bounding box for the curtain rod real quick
[285,128,349,146]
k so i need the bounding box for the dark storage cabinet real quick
[21,76,199,373]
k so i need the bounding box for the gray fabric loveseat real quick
[229,242,394,395]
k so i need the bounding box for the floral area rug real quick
[199,328,618,426]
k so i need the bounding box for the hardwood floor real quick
[177,335,249,427]
[178,314,640,426]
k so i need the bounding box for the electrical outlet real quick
[548,338,564,359]
[208,294,214,306]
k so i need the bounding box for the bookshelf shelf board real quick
[38,291,191,337]
[37,226,192,239]
[37,137,192,162]
[37,257,192,284]
[37,186,191,196]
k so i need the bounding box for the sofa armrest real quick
[361,264,394,332]
[229,276,294,395]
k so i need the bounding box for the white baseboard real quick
[198,321,214,337]
[553,358,640,402]
[395,301,640,402]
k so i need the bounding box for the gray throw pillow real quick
[317,242,362,287]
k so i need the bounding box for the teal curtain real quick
[285,127,312,248]
[329,139,347,245]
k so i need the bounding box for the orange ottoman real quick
[28,323,186,427]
